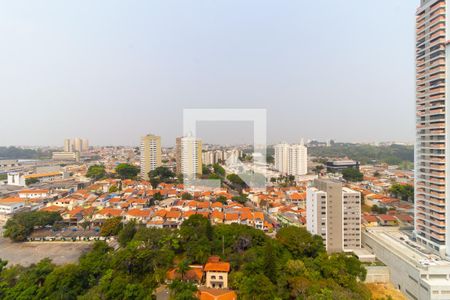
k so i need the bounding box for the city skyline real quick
[0,0,417,146]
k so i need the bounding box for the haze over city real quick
[0,0,417,146]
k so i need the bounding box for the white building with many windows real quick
[274,141,307,176]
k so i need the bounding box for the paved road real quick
[155,285,170,300]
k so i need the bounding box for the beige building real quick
[64,139,72,152]
[204,259,230,289]
[140,134,162,180]
[176,136,202,179]
[52,151,80,162]
[64,138,89,153]
[306,179,361,253]
[415,0,449,257]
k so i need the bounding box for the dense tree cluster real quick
[148,166,176,188]
[115,164,140,180]
[86,165,106,180]
[308,143,414,166]
[389,183,414,202]
[3,211,62,242]
[0,216,370,299]
[342,168,364,182]
[0,146,49,160]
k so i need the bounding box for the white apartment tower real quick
[140,134,162,180]
[306,179,361,253]
[289,143,308,176]
[176,136,202,179]
[415,0,450,257]
[274,143,290,174]
[274,141,307,176]
[64,139,72,152]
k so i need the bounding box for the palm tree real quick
[177,259,191,281]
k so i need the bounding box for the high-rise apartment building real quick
[73,138,83,152]
[274,143,290,174]
[176,136,202,179]
[64,138,89,153]
[274,142,307,176]
[306,179,361,253]
[81,139,89,152]
[64,139,72,152]
[140,134,162,180]
[289,143,308,176]
[415,0,449,257]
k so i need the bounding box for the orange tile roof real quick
[211,211,224,220]
[183,211,196,218]
[97,208,122,217]
[253,212,264,220]
[187,200,198,207]
[225,213,238,221]
[130,198,147,204]
[154,210,167,218]
[127,209,151,217]
[0,197,24,204]
[23,172,62,179]
[166,210,181,219]
[41,205,66,213]
[67,207,84,216]
[197,211,210,218]
[199,289,237,300]
[211,202,223,208]
[378,214,396,221]
[239,211,253,221]
[204,262,230,272]
[167,266,203,282]
[197,201,210,209]
[290,192,305,200]
[363,215,378,222]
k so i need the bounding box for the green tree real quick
[181,192,193,200]
[86,165,106,180]
[389,183,414,202]
[115,164,139,179]
[180,215,213,263]
[109,185,118,193]
[100,217,123,237]
[202,164,212,175]
[215,195,228,204]
[276,226,325,258]
[4,211,62,242]
[148,166,176,187]
[176,259,191,281]
[38,264,88,300]
[213,163,225,176]
[227,174,246,188]
[25,178,39,185]
[118,221,137,247]
[168,280,198,300]
[342,168,364,182]
[239,274,276,300]
[231,195,248,205]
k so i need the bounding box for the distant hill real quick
[0,146,49,160]
[308,143,414,165]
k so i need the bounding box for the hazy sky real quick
[0,0,417,147]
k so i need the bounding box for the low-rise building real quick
[204,257,230,289]
[363,227,450,300]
